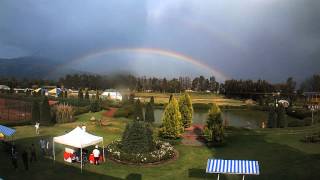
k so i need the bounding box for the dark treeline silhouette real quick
[223,77,297,99]
[0,78,56,89]
[0,74,220,93]
[300,74,320,92]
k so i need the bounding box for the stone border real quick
[107,149,179,167]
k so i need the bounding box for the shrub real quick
[178,93,193,128]
[277,104,287,128]
[40,97,52,124]
[58,98,91,107]
[85,89,89,100]
[90,100,102,112]
[133,99,144,121]
[95,90,100,100]
[145,102,155,123]
[159,97,183,139]
[150,96,155,105]
[303,117,313,126]
[97,98,120,109]
[121,121,154,153]
[31,100,40,123]
[268,106,277,128]
[287,108,311,119]
[107,140,175,164]
[114,104,134,118]
[204,103,224,143]
[129,93,135,104]
[74,106,91,116]
[78,89,84,99]
[54,104,74,123]
[288,119,305,127]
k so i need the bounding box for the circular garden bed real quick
[106,140,177,165]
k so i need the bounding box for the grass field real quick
[1,110,320,180]
[135,92,246,106]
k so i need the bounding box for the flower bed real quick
[107,140,175,164]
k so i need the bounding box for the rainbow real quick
[57,47,228,81]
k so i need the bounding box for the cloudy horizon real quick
[0,0,319,82]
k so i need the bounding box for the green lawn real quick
[1,111,320,180]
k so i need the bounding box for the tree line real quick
[1,73,319,96]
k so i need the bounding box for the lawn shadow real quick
[0,135,142,180]
[188,168,215,179]
[125,173,142,180]
[191,128,320,180]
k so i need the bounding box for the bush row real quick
[287,108,312,119]
[287,118,310,127]
[73,106,91,116]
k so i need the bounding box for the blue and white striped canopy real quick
[0,125,16,136]
[206,159,260,175]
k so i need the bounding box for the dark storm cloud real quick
[0,0,147,59]
[0,0,319,82]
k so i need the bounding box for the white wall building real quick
[101,89,122,101]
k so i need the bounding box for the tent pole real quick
[217,174,220,180]
[53,140,55,161]
[102,140,105,162]
[81,148,83,173]
[242,175,245,180]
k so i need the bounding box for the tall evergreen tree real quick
[268,106,277,128]
[178,93,193,128]
[204,103,224,143]
[134,99,144,121]
[277,104,286,128]
[150,96,155,105]
[40,97,52,124]
[96,90,100,100]
[169,94,173,102]
[85,89,90,100]
[78,89,84,99]
[145,102,155,123]
[121,121,154,153]
[64,90,68,98]
[159,97,183,139]
[31,100,40,123]
[129,93,135,104]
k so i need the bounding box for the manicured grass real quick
[135,92,246,106]
[1,111,320,179]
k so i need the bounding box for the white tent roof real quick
[53,127,103,148]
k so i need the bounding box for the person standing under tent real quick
[92,145,100,165]
[11,142,16,157]
[11,150,18,170]
[46,140,50,156]
[22,150,29,170]
[30,144,37,163]
[39,139,46,155]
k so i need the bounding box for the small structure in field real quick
[101,89,122,101]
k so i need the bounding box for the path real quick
[103,108,118,117]
[181,124,205,146]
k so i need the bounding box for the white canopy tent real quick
[53,127,105,172]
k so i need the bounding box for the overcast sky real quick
[0,0,319,82]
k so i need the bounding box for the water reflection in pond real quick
[154,109,268,129]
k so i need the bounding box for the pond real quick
[153,109,298,129]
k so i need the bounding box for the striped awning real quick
[0,125,16,136]
[206,159,260,175]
